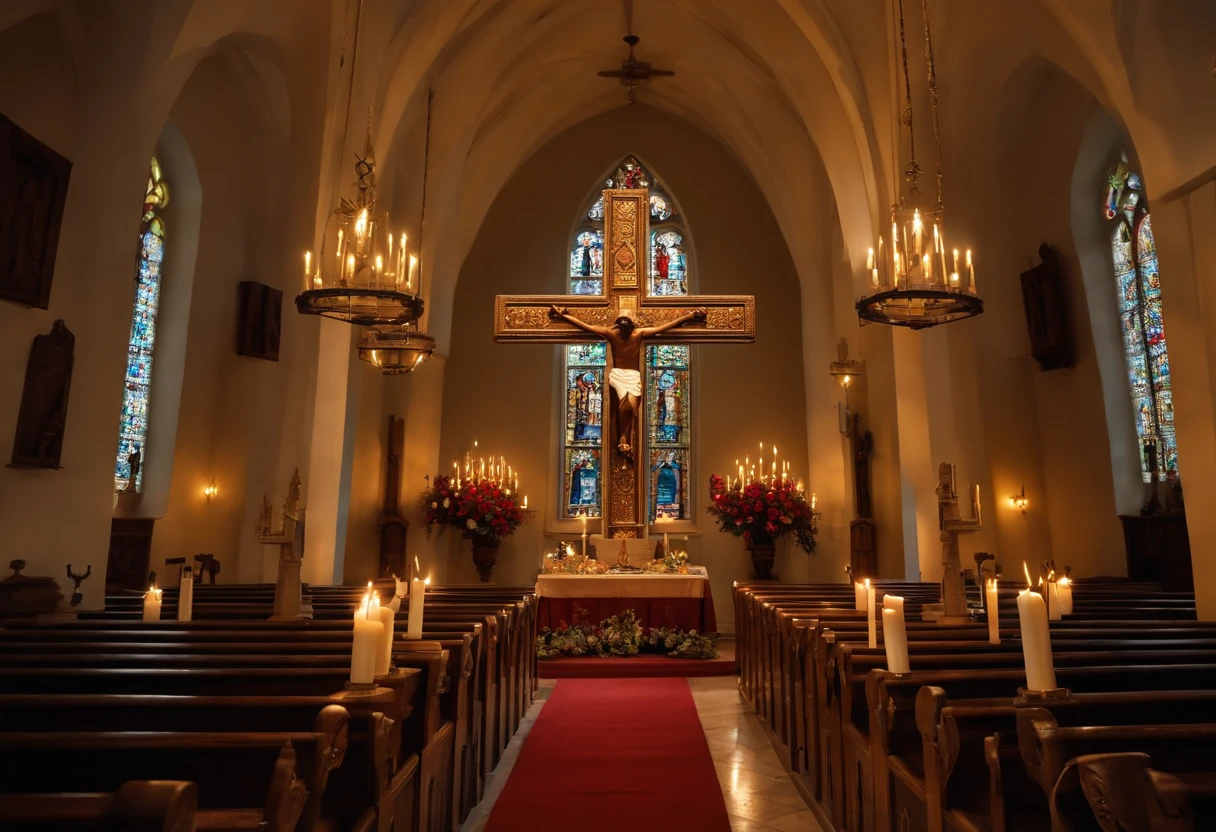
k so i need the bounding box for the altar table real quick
[534,570,717,633]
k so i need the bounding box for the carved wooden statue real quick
[379,415,409,579]
[10,319,74,468]
[0,113,72,310]
[921,462,983,624]
[255,469,309,620]
[849,413,877,579]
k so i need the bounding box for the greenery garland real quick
[537,608,718,660]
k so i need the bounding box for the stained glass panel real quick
[1105,161,1178,483]
[115,159,169,492]
[563,449,601,518]
[569,229,603,295]
[649,229,688,296]
[566,342,606,366]
[649,448,688,521]
[565,368,604,446]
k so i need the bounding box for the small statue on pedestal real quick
[255,469,310,620]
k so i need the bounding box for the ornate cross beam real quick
[494,188,755,539]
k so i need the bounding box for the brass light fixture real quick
[856,0,983,329]
[295,0,434,374]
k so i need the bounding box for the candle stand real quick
[255,469,312,621]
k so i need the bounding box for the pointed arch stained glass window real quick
[1104,159,1177,482]
[114,157,169,492]
[560,156,695,521]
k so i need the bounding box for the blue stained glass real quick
[1106,163,1177,483]
[115,159,169,492]
[564,449,601,518]
[648,344,689,368]
[567,342,606,366]
[569,229,603,296]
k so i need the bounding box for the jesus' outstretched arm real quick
[550,305,613,337]
[637,307,707,337]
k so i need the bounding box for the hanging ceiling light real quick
[296,115,423,328]
[856,0,983,330]
[295,0,434,374]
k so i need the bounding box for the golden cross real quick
[494,188,755,539]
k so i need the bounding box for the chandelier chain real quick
[419,87,435,289]
[896,0,917,202]
[922,0,945,213]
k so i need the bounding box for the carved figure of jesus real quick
[549,305,706,457]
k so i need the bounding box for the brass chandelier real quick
[295,0,434,373]
[856,0,983,330]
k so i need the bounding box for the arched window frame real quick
[558,157,697,526]
[114,157,169,492]
[1104,157,1177,483]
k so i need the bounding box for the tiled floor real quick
[460,666,820,831]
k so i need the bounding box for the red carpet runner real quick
[484,677,732,831]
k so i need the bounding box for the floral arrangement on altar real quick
[543,549,610,575]
[423,474,524,543]
[644,549,690,574]
[707,472,818,553]
[537,608,717,660]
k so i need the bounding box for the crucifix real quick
[494,187,755,538]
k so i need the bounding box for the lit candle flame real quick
[1023,562,1033,591]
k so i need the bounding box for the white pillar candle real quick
[177,568,194,623]
[866,579,877,649]
[986,579,1000,645]
[1047,581,1063,621]
[376,599,395,676]
[881,603,910,674]
[406,576,429,640]
[1054,577,1073,616]
[854,581,867,612]
[141,587,162,623]
[351,590,384,685]
[1017,587,1057,692]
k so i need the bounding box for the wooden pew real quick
[0,730,330,832]
[0,779,198,832]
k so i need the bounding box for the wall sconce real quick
[203,478,218,502]
[1008,485,1028,515]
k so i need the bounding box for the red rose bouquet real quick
[423,474,524,543]
[707,474,818,552]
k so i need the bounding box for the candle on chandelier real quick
[966,250,975,291]
[304,250,312,280]
[142,585,162,623]
[375,583,395,676]
[913,210,924,255]
[522,495,528,510]
[351,588,383,685]
[987,578,1000,644]
[882,595,909,674]
[408,255,418,291]
[581,515,588,557]
[1017,564,1057,692]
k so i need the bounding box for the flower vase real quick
[468,534,501,582]
[748,539,776,580]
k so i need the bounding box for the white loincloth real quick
[608,367,642,398]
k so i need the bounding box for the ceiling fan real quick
[597,0,674,104]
